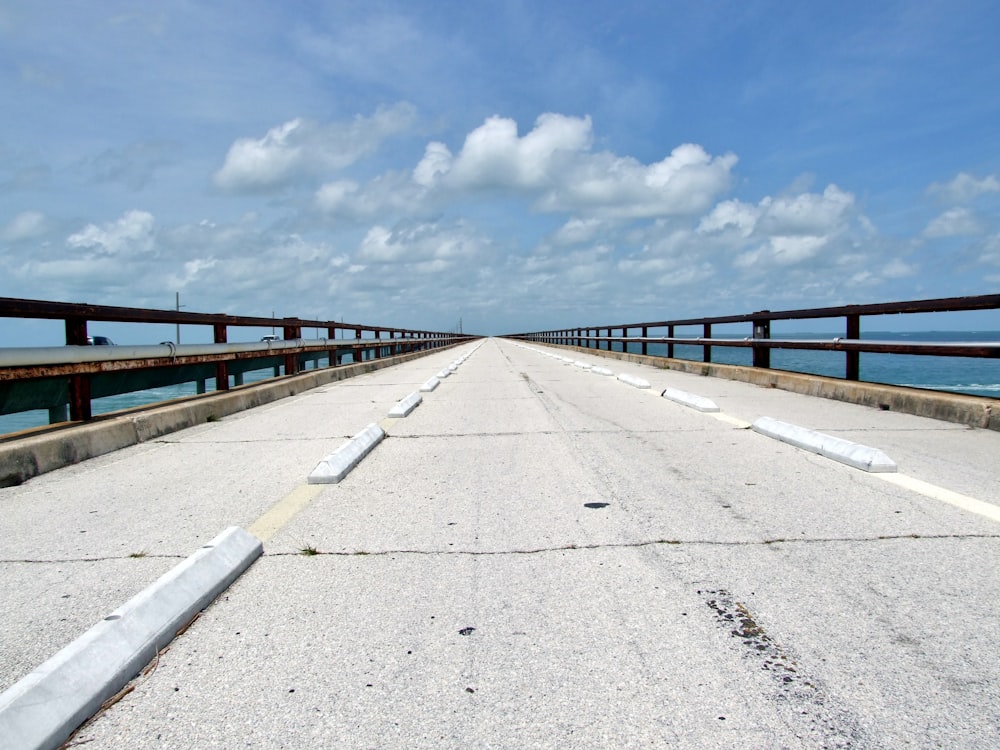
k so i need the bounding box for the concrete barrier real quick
[661,387,720,413]
[617,373,651,389]
[752,416,897,472]
[388,391,423,418]
[0,527,262,750]
[308,423,385,484]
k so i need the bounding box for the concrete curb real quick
[751,416,897,472]
[661,387,720,413]
[419,377,440,392]
[308,423,385,484]
[388,391,423,418]
[0,526,262,750]
[617,373,651,389]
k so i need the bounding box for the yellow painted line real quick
[709,412,753,429]
[874,473,1000,524]
[247,484,325,542]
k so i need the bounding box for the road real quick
[2,338,999,748]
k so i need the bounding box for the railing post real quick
[752,312,771,369]
[703,323,712,363]
[641,326,648,356]
[283,323,300,374]
[667,325,675,359]
[846,313,860,381]
[605,327,611,351]
[328,326,338,366]
[65,316,91,421]
[355,327,363,361]
[214,324,229,390]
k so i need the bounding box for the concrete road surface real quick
[3,338,999,748]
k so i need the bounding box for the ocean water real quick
[1,332,997,436]
[612,331,1000,398]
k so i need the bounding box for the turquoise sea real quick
[1,332,998,436]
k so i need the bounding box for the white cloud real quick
[214,103,416,192]
[551,217,606,246]
[314,171,426,220]
[356,221,487,267]
[536,143,737,218]
[412,114,736,219]
[927,172,1000,204]
[67,210,156,256]
[698,199,757,237]
[756,185,854,236]
[412,141,452,187]
[882,258,917,278]
[922,207,985,238]
[415,113,593,190]
[2,210,48,241]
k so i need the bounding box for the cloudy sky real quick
[2,1,999,340]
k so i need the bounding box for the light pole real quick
[175,292,186,344]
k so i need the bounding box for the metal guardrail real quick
[505,294,1000,388]
[0,297,473,426]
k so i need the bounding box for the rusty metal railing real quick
[505,294,1000,391]
[0,297,473,426]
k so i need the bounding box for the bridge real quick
[1,333,998,748]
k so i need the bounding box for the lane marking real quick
[709,412,753,429]
[247,484,324,542]
[874,473,1000,524]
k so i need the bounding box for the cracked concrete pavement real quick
[4,338,1000,748]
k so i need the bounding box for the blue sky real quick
[2,0,999,341]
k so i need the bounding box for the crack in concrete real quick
[266,532,1000,559]
[0,554,188,564]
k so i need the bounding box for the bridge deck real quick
[2,338,999,747]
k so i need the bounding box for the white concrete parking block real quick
[419,377,440,392]
[752,416,897,473]
[388,391,423,418]
[436,369,451,378]
[617,373,651,389]
[308,423,386,484]
[0,526,262,750]
[661,387,720,413]
[591,367,614,376]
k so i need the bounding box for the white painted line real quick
[308,423,385,484]
[661,387,720,413]
[388,391,422,418]
[420,376,440,392]
[0,527,261,750]
[617,373,651,389]
[752,416,897,473]
[710,413,753,429]
[874,473,1000,523]
[591,367,614,376]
